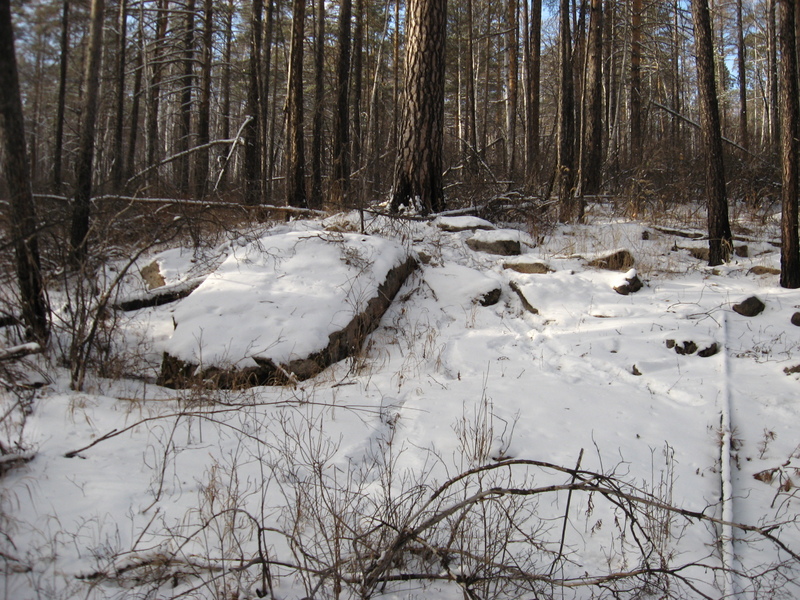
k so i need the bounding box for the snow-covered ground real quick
[2,203,800,599]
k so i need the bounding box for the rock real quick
[665,338,718,357]
[785,364,800,375]
[140,261,166,289]
[688,247,709,261]
[479,288,502,307]
[641,230,650,240]
[588,249,635,271]
[613,269,643,295]
[748,266,781,276]
[791,312,800,327]
[436,216,495,232]
[158,232,418,388]
[502,258,551,274]
[732,296,765,317]
[734,245,748,257]
[466,230,522,256]
[114,277,206,312]
[509,281,539,314]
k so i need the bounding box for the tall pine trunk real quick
[286,0,308,208]
[331,0,352,207]
[0,0,49,342]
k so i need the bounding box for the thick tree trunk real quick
[331,0,352,207]
[70,0,105,265]
[582,0,603,196]
[0,0,49,342]
[146,0,169,189]
[285,0,308,208]
[768,0,779,154]
[126,32,142,182]
[390,0,447,215]
[778,0,800,288]
[243,0,263,205]
[53,0,70,194]
[690,0,732,266]
[352,0,364,180]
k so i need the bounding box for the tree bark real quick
[0,0,49,342]
[556,0,578,222]
[111,0,127,191]
[778,0,800,288]
[331,0,352,207]
[690,0,732,266]
[126,30,143,182]
[736,0,748,150]
[70,0,105,265]
[177,0,196,195]
[243,0,263,205]
[194,0,213,198]
[53,0,70,194]
[582,0,603,196]
[630,0,643,163]
[146,0,169,189]
[310,0,325,208]
[390,0,447,215]
[504,0,518,178]
[285,0,308,208]
[523,0,541,187]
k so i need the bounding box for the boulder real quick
[158,231,417,388]
[436,216,495,232]
[613,269,643,295]
[791,312,800,327]
[732,296,765,317]
[588,249,635,271]
[502,258,552,274]
[466,230,523,256]
[748,266,781,276]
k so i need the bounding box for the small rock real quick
[141,261,166,290]
[689,247,710,261]
[641,230,650,240]
[588,249,635,271]
[502,259,551,274]
[734,245,748,258]
[697,342,719,358]
[614,270,643,295]
[632,365,642,376]
[732,296,765,317]
[667,339,698,355]
[791,312,800,327]
[479,288,502,307]
[748,266,781,276]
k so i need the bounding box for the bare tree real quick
[690,0,732,266]
[581,0,604,196]
[243,0,263,206]
[53,0,70,194]
[556,0,578,222]
[390,0,447,215]
[0,0,49,342]
[331,0,352,208]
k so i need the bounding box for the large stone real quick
[732,296,765,317]
[436,216,495,232]
[466,230,523,256]
[588,249,635,271]
[502,258,552,274]
[158,232,417,388]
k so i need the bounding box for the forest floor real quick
[2,200,800,599]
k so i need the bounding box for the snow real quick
[2,205,800,599]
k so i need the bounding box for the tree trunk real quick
[126,29,143,182]
[523,0,541,187]
[736,0,748,149]
[310,0,325,209]
[53,0,70,194]
[194,0,213,198]
[768,0,779,154]
[690,0,732,266]
[243,0,263,205]
[390,0,447,215]
[352,0,364,182]
[286,0,308,208]
[0,0,49,342]
[504,0,518,178]
[630,0,643,163]
[778,0,800,288]
[146,0,169,189]
[331,0,352,207]
[582,0,603,196]
[70,0,105,265]
[111,0,127,191]
[556,0,578,222]
[177,0,195,195]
